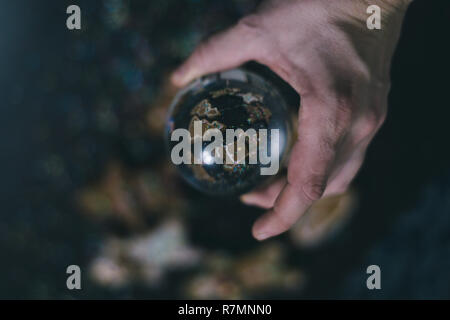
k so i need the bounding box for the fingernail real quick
[241,193,258,203]
[171,69,185,86]
[255,232,269,241]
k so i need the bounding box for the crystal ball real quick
[166,68,294,196]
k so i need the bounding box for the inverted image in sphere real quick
[166,68,294,196]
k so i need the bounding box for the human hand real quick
[171,0,411,240]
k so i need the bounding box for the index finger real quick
[252,95,350,240]
[171,17,264,87]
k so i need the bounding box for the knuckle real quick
[300,176,326,203]
[236,14,267,51]
[237,14,263,36]
[375,107,387,127]
[358,109,386,138]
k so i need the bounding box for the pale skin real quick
[172,0,412,240]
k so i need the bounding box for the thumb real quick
[171,19,263,87]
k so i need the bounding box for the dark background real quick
[0,0,449,299]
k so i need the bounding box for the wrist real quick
[326,0,411,82]
[333,0,411,24]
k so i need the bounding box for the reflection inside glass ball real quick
[166,68,293,196]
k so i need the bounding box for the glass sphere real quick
[166,68,294,196]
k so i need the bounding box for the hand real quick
[171,0,411,240]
